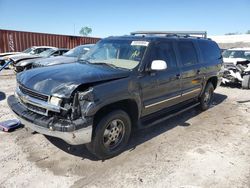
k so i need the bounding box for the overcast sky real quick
[0,0,249,37]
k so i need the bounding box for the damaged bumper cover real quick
[7,95,93,145]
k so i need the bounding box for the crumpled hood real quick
[0,52,21,58]
[0,52,22,61]
[223,57,249,65]
[17,62,130,98]
[34,56,77,66]
[16,57,43,67]
[9,53,39,63]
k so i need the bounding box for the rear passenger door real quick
[176,40,203,101]
[140,41,181,116]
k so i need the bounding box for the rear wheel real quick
[242,75,250,89]
[86,110,131,159]
[199,82,214,111]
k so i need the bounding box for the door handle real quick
[176,74,181,79]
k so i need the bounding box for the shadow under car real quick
[43,92,227,161]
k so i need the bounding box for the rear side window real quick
[198,40,221,62]
[178,41,198,66]
[35,48,48,54]
[151,42,177,69]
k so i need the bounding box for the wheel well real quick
[207,77,218,89]
[93,99,139,131]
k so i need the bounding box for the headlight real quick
[50,96,62,106]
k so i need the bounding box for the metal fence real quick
[0,29,100,53]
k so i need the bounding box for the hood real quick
[0,52,21,57]
[0,52,23,61]
[17,62,130,98]
[10,53,39,63]
[223,57,249,65]
[16,57,43,67]
[34,56,77,66]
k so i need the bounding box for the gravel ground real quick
[0,69,249,188]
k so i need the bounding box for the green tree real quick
[79,26,92,36]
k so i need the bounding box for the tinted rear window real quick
[198,40,221,62]
[178,41,198,66]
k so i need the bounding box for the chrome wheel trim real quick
[103,119,125,150]
[204,89,212,104]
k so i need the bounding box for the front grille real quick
[224,63,235,69]
[26,103,47,114]
[19,85,49,102]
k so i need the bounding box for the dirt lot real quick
[0,69,249,188]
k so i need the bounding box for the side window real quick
[36,48,47,54]
[198,41,221,63]
[178,41,198,66]
[152,42,177,69]
[61,50,68,55]
[52,51,60,56]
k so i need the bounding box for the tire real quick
[86,110,131,160]
[242,75,250,89]
[199,82,214,111]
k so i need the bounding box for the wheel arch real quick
[92,99,140,132]
[207,76,218,89]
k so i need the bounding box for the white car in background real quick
[222,48,250,88]
[0,46,55,68]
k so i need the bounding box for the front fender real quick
[16,60,32,67]
[82,77,142,118]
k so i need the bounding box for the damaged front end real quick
[222,60,250,86]
[7,84,95,145]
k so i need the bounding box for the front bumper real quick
[8,95,93,145]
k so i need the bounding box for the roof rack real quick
[130,31,207,38]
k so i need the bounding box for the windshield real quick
[223,50,250,60]
[81,39,148,70]
[22,48,33,53]
[63,45,86,57]
[39,49,56,57]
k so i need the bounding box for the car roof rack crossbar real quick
[130,31,207,38]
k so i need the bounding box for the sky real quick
[0,0,249,38]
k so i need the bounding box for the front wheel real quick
[199,82,214,111]
[86,110,131,160]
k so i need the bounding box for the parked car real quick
[8,31,222,159]
[31,44,94,68]
[2,46,55,69]
[221,48,250,88]
[0,52,21,66]
[14,48,69,72]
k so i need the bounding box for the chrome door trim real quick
[145,88,201,109]
[182,88,201,96]
[145,95,181,109]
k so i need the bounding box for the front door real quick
[140,41,182,116]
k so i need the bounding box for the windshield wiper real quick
[92,62,119,69]
[79,60,128,70]
[78,59,92,64]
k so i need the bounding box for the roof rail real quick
[130,31,207,38]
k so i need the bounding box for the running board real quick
[139,102,200,128]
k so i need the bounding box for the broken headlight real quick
[50,96,62,106]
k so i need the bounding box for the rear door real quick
[175,40,203,101]
[140,40,182,116]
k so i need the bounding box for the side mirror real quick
[151,60,167,71]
